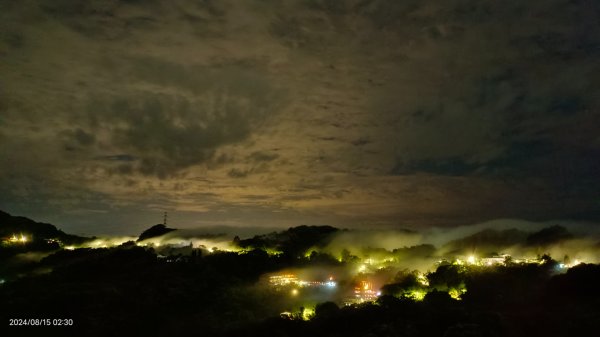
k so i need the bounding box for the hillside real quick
[0,210,90,255]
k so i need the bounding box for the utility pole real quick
[163,211,168,226]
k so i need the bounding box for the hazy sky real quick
[1,0,599,235]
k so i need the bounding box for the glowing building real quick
[269,274,337,288]
[3,234,28,244]
[482,256,506,266]
[352,280,378,303]
[269,274,299,286]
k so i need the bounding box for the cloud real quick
[0,0,599,231]
[95,154,137,162]
[249,151,279,162]
[74,56,286,178]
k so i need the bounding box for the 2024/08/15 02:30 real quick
[8,318,73,326]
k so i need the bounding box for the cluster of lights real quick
[269,274,337,289]
[7,234,28,244]
[279,306,316,321]
[456,254,585,269]
[273,250,590,311]
[269,274,299,286]
[352,280,379,303]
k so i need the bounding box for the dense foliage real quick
[1,243,600,337]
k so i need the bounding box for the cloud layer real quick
[1,0,599,234]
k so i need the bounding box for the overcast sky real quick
[1,0,599,235]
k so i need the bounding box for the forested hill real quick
[0,210,89,250]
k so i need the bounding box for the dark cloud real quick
[40,0,163,39]
[249,151,279,162]
[95,154,137,162]
[1,0,599,232]
[391,158,481,177]
[228,168,248,179]
[78,57,284,177]
[61,128,96,149]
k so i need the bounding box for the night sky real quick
[1,0,599,235]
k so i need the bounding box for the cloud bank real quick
[1,0,599,233]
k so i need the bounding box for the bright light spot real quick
[358,264,367,273]
[8,234,28,244]
[302,307,315,321]
[417,273,429,286]
[64,246,75,250]
[304,249,317,258]
[407,290,426,301]
[291,289,299,296]
[448,288,466,300]
[467,255,476,265]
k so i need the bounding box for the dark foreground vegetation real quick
[1,211,600,337]
[0,243,599,337]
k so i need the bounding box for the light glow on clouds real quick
[1,0,599,234]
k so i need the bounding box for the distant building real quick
[269,274,299,286]
[481,256,507,266]
[268,274,337,288]
[345,280,378,305]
